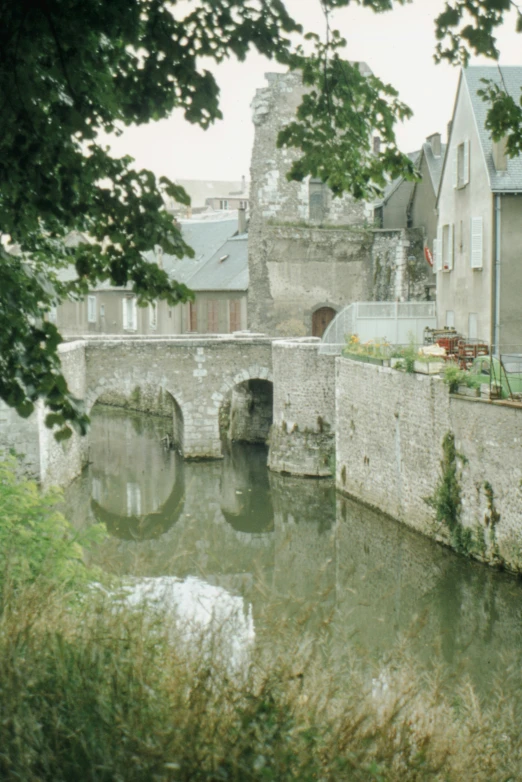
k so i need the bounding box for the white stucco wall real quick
[436,76,493,343]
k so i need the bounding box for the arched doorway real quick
[312,306,336,338]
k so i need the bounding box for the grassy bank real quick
[1,458,521,779]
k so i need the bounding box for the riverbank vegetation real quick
[1,457,522,780]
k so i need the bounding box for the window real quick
[468,312,478,340]
[229,299,242,332]
[188,302,198,332]
[207,300,219,333]
[454,140,470,188]
[149,301,157,330]
[122,296,137,330]
[435,224,454,271]
[100,303,105,318]
[470,217,483,269]
[87,295,97,323]
[219,199,229,210]
[239,200,248,209]
[446,311,455,328]
[309,178,327,221]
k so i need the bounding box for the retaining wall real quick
[335,358,522,569]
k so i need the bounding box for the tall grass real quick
[1,457,522,779]
[0,585,521,781]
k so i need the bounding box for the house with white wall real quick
[436,66,522,353]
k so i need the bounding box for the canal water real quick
[64,405,522,705]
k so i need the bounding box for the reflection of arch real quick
[312,306,336,338]
[91,456,185,541]
[87,383,186,455]
[220,443,274,534]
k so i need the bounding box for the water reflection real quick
[220,442,273,533]
[64,405,522,705]
[86,405,185,540]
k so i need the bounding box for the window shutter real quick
[87,296,96,323]
[447,223,454,270]
[453,148,458,188]
[130,298,137,330]
[470,217,483,269]
[122,298,128,330]
[463,140,470,185]
[435,227,443,271]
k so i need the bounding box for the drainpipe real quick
[493,195,501,355]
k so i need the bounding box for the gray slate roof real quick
[422,141,447,194]
[57,217,244,293]
[375,150,421,207]
[188,234,248,292]
[463,66,522,192]
[144,216,240,287]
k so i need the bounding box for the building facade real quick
[436,67,522,352]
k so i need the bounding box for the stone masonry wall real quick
[39,340,88,489]
[248,70,374,336]
[268,338,336,476]
[372,228,428,302]
[249,223,375,336]
[336,358,522,570]
[248,75,430,336]
[84,336,273,462]
[0,400,41,480]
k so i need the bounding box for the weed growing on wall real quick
[483,481,501,562]
[426,432,475,555]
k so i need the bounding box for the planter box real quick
[457,384,480,398]
[414,360,445,375]
[343,353,386,366]
[480,383,501,400]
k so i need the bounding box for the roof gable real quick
[463,66,522,192]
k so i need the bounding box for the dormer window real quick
[455,140,470,189]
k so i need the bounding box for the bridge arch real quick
[216,366,274,445]
[86,380,186,456]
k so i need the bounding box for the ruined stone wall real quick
[335,358,522,570]
[268,338,336,476]
[248,71,430,336]
[371,228,428,302]
[0,400,41,480]
[39,341,88,488]
[249,223,375,336]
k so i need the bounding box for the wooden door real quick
[312,307,336,338]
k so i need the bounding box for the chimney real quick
[447,120,453,144]
[373,135,381,155]
[492,136,508,171]
[238,207,247,235]
[426,132,441,157]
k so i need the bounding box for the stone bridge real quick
[83,334,274,458]
[1,333,337,488]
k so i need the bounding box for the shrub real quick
[0,457,104,601]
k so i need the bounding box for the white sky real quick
[105,0,521,182]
